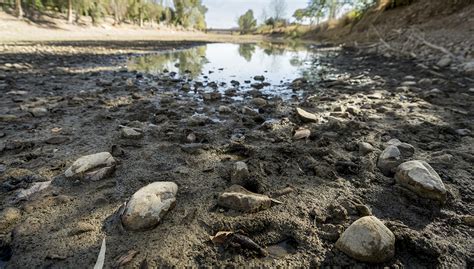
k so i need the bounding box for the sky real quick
[203,0,309,29]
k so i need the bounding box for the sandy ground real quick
[0,11,260,43]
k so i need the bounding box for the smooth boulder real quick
[395,160,446,202]
[336,216,395,263]
[65,152,116,178]
[121,182,178,231]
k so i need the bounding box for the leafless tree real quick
[270,0,287,20]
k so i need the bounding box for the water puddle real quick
[127,42,333,100]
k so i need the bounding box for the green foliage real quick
[237,9,256,34]
[302,0,375,23]
[292,8,305,23]
[172,0,207,30]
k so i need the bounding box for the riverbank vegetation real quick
[0,0,207,30]
[238,0,472,40]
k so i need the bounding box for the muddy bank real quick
[0,41,473,268]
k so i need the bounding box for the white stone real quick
[336,216,395,263]
[121,182,178,231]
[296,107,318,122]
[395,160,446,202]
[65,152,116,178]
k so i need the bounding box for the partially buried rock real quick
[218,105,232,114]
[45,136,70,145]
[217,185,281,213]
[121,182,178,231]
[230,162,249,184]
[29,107,48,117]
[358,142,375,155]
[251,97,267,108]
[121,126,143,139]
[336,216,395,263]
[296,107,318,122]
[294,128,311,140]
[15,181,51,201]
[65,152,116,178]
[84,166,115,181]
[377,145,402,176]
[0,207,21,231]
[387,139,415,158]
[395,160,446,202]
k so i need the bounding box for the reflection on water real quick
[127,42,325,98]
[130,46,208,78]
[238,44,256,62]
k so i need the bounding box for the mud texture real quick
[0,40,473,268]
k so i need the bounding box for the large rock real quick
[377,145,402,176]
[65,152,116,178]
[121,182,178,231]
[336,216,395,263]
[395,160,446,202]
[217,185,279,213]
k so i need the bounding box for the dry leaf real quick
[210,231,234,244]
[93,238,106,269]
[113,250,139,268]
[293,128,310,140]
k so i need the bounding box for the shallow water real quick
[127,42,323,99]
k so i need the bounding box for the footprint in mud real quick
[265,238,299,259]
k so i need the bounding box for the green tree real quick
[292,8,305,23]
[172,0,207,30]
[237,9,256,34]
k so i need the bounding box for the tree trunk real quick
[329,0,337,20]
[15,0,23,18]
[67,0,73,24]
[139,9,143,27]
[138,0,143,27]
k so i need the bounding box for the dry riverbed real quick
[0,40,473,268]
